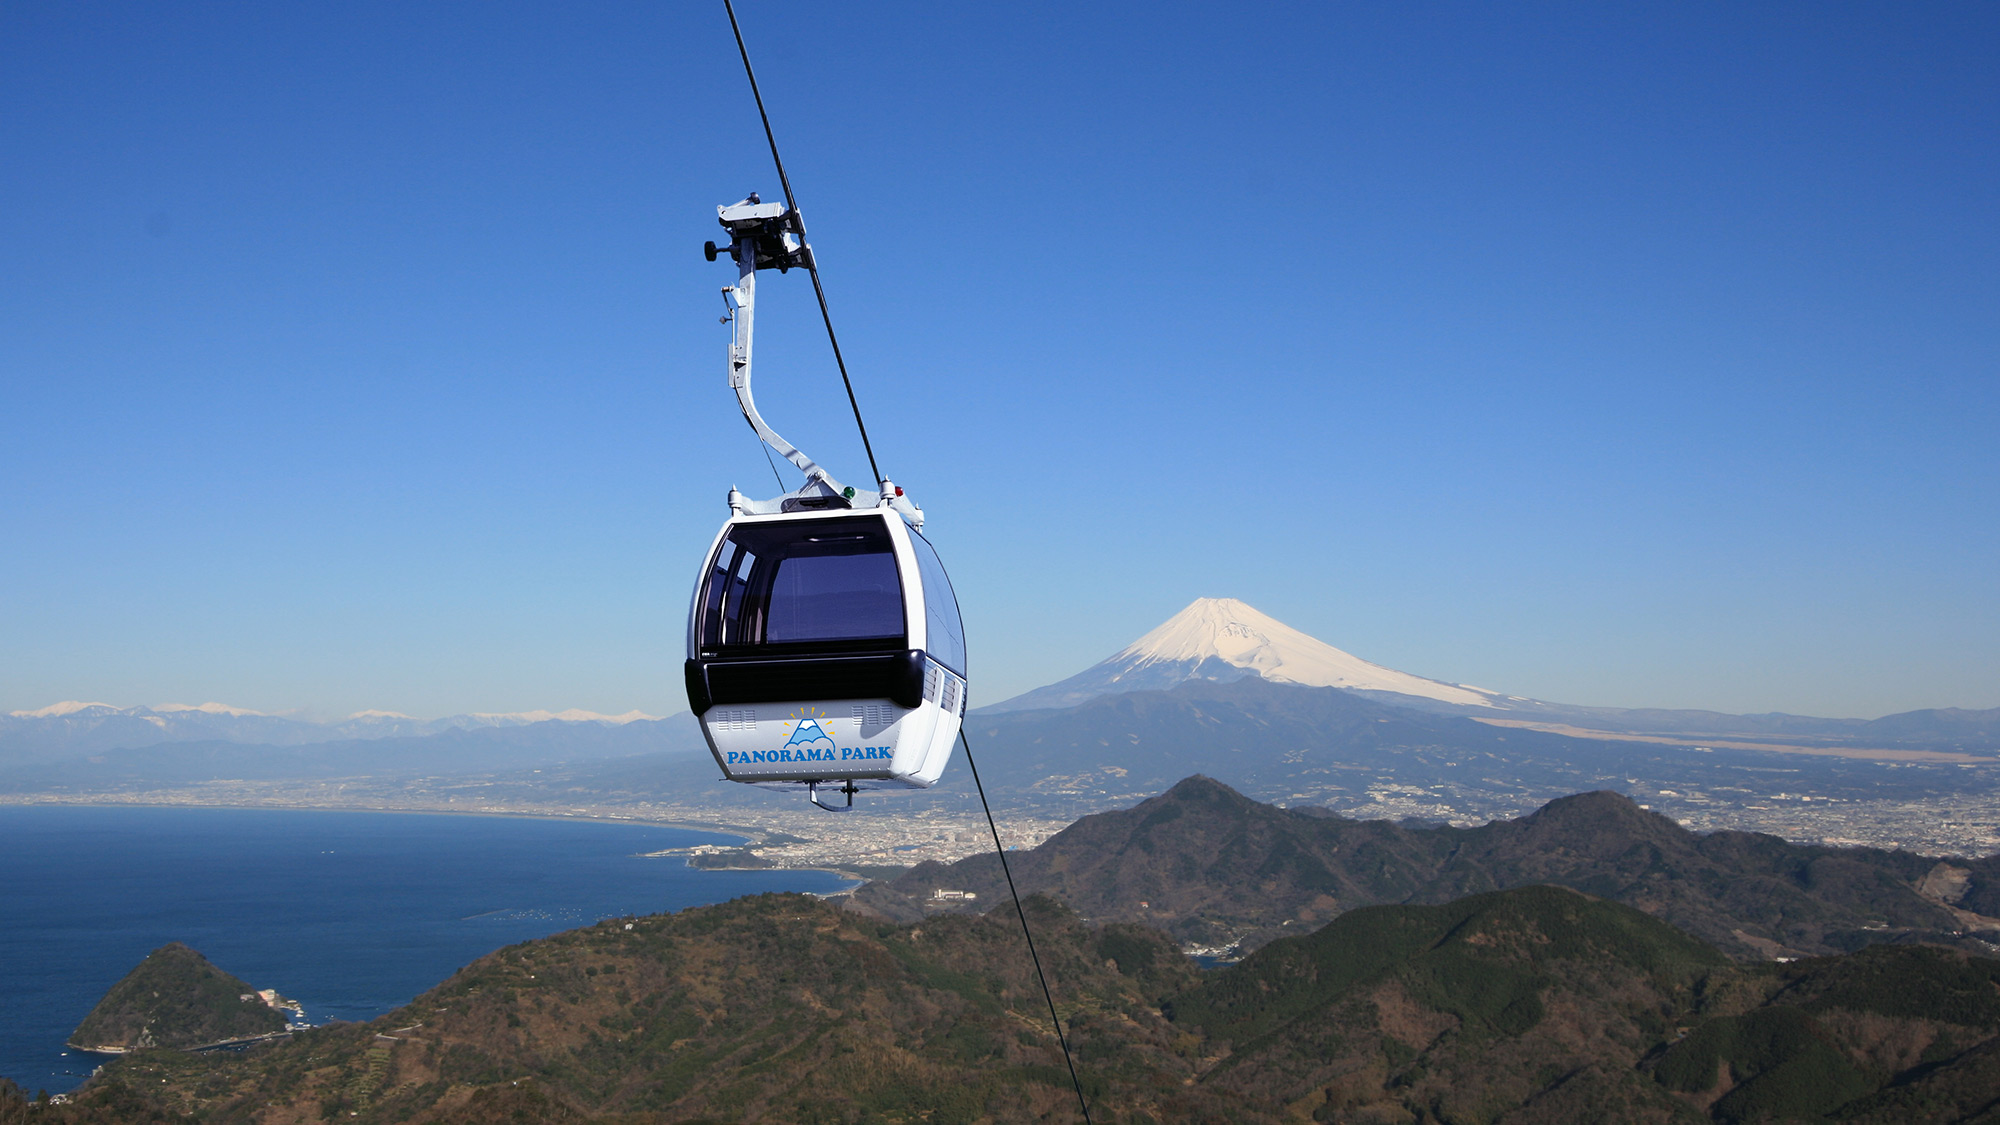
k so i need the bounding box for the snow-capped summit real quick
[986,597,1506,713]
[153,702,268,717]
[8,701,120,718]
[460,708,663,726]
[1,702,674,759]
[1118,598,1497,704]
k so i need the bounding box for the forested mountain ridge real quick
[1172,887,2000,1124]
[21,888,2000,1124]
[29,895,1218,1123]
[857,776,2000,958]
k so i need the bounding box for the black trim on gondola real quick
[700,636,907,660]
[686,650,928,714]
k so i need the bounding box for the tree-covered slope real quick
[50,895,1223,1124]
[858,775,1998,958]
[24,889,2000,1124]
[1170,885,1732,1123]
[1166,890,2000,1124]
[68,943,285,1052]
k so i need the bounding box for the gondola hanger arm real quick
[711,195,924,528]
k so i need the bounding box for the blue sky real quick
[3,2,1995,720]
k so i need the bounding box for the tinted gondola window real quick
[699,517,906,651]
[907,531,966,675]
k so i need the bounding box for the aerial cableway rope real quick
[722,0,883,492]
[961,729,1095,1123]
[718,5,1092,1119]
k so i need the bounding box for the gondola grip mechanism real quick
[710,194,921,525]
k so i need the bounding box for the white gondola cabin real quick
[685,508,966,803]
[686,194,967,809]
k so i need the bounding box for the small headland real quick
[66,942,302,1055]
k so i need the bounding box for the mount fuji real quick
[986,597,1516,714]
[981,599,1999,753]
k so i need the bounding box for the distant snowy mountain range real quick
[0,701,665,764]
[10,700,660,726]
[7,598,1992,773]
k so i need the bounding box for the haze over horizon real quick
[8,597,1992,725]
[4,4,1995,720]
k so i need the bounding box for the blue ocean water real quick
[0,805,852,1096]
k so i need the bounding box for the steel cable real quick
[722,0,884,491]
[718,6,1085,1116]
[961,729,1094,1123]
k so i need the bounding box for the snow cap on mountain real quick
[1114,598,1498,707]
[153,702,268,717]
[985,597,1504,713]
[464,709,662,725]
[7,701,121,718]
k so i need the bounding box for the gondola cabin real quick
[685,507,966,798]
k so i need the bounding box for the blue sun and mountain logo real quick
[722,708,898,767]
[784,717,836,751]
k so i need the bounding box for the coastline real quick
[0,792,772,846]
[1,807,872,1099]
[65,1030,293,1057]
[0,776,1065,873]
[0,793,910,885]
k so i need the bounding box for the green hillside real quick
[41,894,1221,1124]
[1170,885,1729,1042]
[26,886,2000,1124]
[67,943,287,1053]
[859,776,1993,959]
[1166,886,1730,1123]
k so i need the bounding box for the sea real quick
[0,804,853,1097]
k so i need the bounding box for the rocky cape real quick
[68,943,294,1054]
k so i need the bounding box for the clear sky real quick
[3,2,1995,720]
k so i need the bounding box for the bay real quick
[0,804,851,1096]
